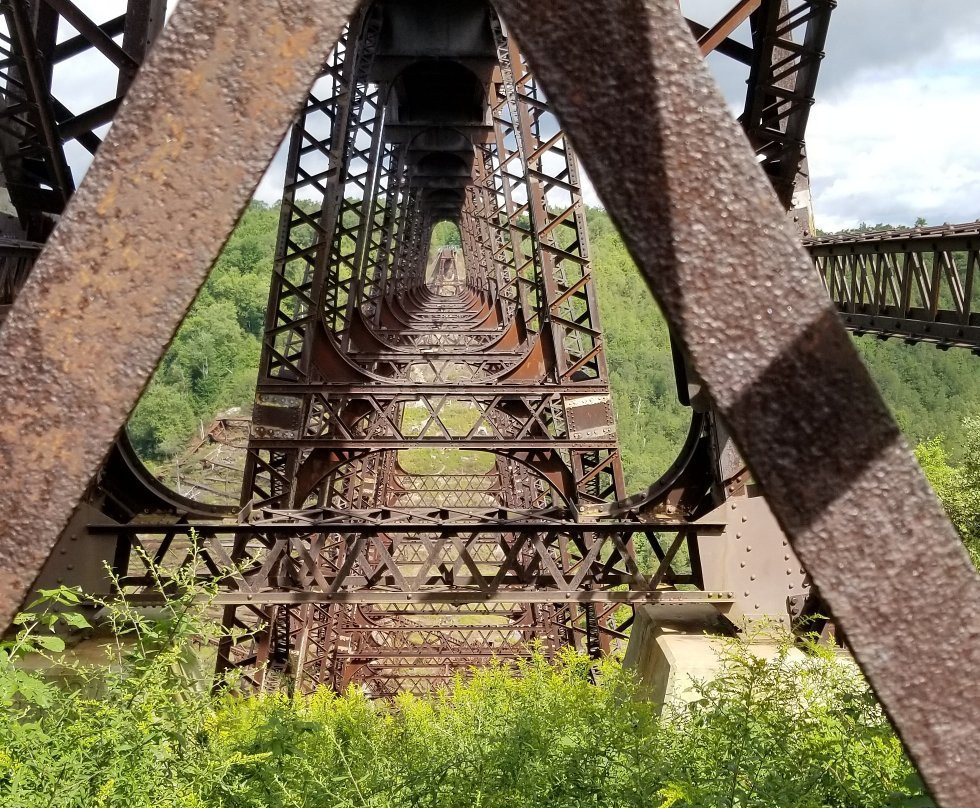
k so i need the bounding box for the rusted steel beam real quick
[697,0,761,55]
[0,0,359,631]
[685,18,753,63]
[496,0,980,802]
[806,223,980,349]
[42,0,141,75]
[123,590,734,606]
[741,0,835,211]
[0,0,75,210]
[88,520,699,533]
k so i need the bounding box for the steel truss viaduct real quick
[0,1,978,803]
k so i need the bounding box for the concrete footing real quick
[623,607,727,707]
[623,604,801,709]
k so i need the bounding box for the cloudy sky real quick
[675,0,980,231]
[53,0,980,233]
[779,0,980,231]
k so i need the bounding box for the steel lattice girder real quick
[0,0,166,323]
[0,0,165,223]
[291,601,566,695]
[94,510,712,606]
[221,1,628,684]
[0,0,357,629]
[806,222,980,349]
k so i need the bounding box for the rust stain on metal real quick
[497,0,980,804]
[0,0,360,629]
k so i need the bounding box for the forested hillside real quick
[128,204,280,459]
[129,203,980,497]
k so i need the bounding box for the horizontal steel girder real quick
[806,222,980,350]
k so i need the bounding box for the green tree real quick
[432,219,462,247]
[916,418,980,566]
[128,383,197,460]
[164,301,260,413]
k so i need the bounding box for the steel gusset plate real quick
[495,0,980,804]
[0,0,361,629]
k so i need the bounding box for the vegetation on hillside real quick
[128,203,980,499]
[587,209,689,489]
[915,419,980,565]
[128,204,280,462]
[0,575,932,808]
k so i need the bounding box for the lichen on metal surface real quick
[0,0,360,629]
[495,0,980,804]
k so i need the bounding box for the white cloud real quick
[254,140,290,204]
[806,40,980,231]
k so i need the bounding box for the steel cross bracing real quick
[4,2,980,800]
[93,508,723,604]
[219,4,636,689]
[806,223,980,351]
[0,0,843,693]
[0,0,165,325]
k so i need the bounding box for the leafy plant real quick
[0,548,239,807]
[1,590,935,808]
[915,418,980,566]
[657,640,932,808]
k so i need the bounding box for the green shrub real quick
[0,571,934,808]
[0,565,237,807]
[657,642,929,808]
